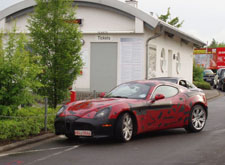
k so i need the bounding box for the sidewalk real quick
[0,133,55,153]
[203,89,221,100]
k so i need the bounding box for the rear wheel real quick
[115,113,133,142]
[185,105,206,133]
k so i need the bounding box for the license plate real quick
[74,130,92,136]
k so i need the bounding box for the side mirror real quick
[99,92,106,98]
[151,94,165,103]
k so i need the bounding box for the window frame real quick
[150,84,180,99]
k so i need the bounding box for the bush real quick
[193,81,211,90]
[193,61,204,82]
[0,107,58,141]
[0,28,42,116]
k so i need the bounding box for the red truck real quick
[194,47,225,70]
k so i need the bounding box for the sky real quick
[0,0,225,45]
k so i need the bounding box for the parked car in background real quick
[149,77,203,92]
[203,69,215,86]
[213,68,225,91]
[55,80,208,142]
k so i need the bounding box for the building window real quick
[176,52,181,74]
[160,48,166,73]
[148,45,157,78]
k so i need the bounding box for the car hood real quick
[62,98,143,118]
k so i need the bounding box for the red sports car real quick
[54,80,208,142]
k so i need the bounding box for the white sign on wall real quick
[96,35,112,41]
[120,38,144,83]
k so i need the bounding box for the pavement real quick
[0,89,223,153]
[203,89,222,100]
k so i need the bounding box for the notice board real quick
[120,38,144,83]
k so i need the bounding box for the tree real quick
[158,7,184,28]
[208,38,225,48]
[0,28,42,116]
[27,0,83,108]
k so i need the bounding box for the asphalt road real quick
[0,94,225,165]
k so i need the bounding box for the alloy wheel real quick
[122,113,133,141]
[192,106,206,130]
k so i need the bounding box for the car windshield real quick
[106,82,152,99]
[204,69,214,75]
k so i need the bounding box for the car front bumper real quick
[54,116,116,138]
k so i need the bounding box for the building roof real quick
[0,0,205,46]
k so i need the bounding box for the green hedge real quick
[193,81,211,90]
[0,107,58,141]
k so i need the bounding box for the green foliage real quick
[193,81,211,90]
[208,38,225,48]
[193,60,211,89]
[0,107,58,140]
[0,28,43,116]
[193,61,204,82]
[158,7,184,28]
[27,0,83,108]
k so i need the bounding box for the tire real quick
[216,84,219,89]
[115,113,133,142]
[222,84,225,92]
[185,105,207,133]
[65,133,79,140]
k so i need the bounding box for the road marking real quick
[25,145,79,165]
[0,146,77,157]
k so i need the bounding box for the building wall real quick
[145,27,194,83]
[0,4,194,92]
[76,6,135,32]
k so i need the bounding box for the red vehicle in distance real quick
[194,47,225,70]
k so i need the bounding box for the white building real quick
[0,0,205,92]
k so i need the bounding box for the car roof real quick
[149,77,183,83]
[131,79,182,87]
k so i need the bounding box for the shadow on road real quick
[54,128,190,146]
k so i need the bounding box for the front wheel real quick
[115,113,133,142]
[185,105,207,133]
[213,83,216,89]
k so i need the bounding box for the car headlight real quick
[56,105,67,116]
[95,107,112,120]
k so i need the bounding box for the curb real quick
[205,90,221,100]
[0,133,56,153]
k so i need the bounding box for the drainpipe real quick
[145,27,164,79]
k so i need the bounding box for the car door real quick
[218,69,224,89]
[146,85,185,131]
[214,69,220,87]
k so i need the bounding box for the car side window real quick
[179,80,187,88]
[152,85,179,99]
[217,69,221,76]
[220,70,225,78]
[186,81,195,89]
